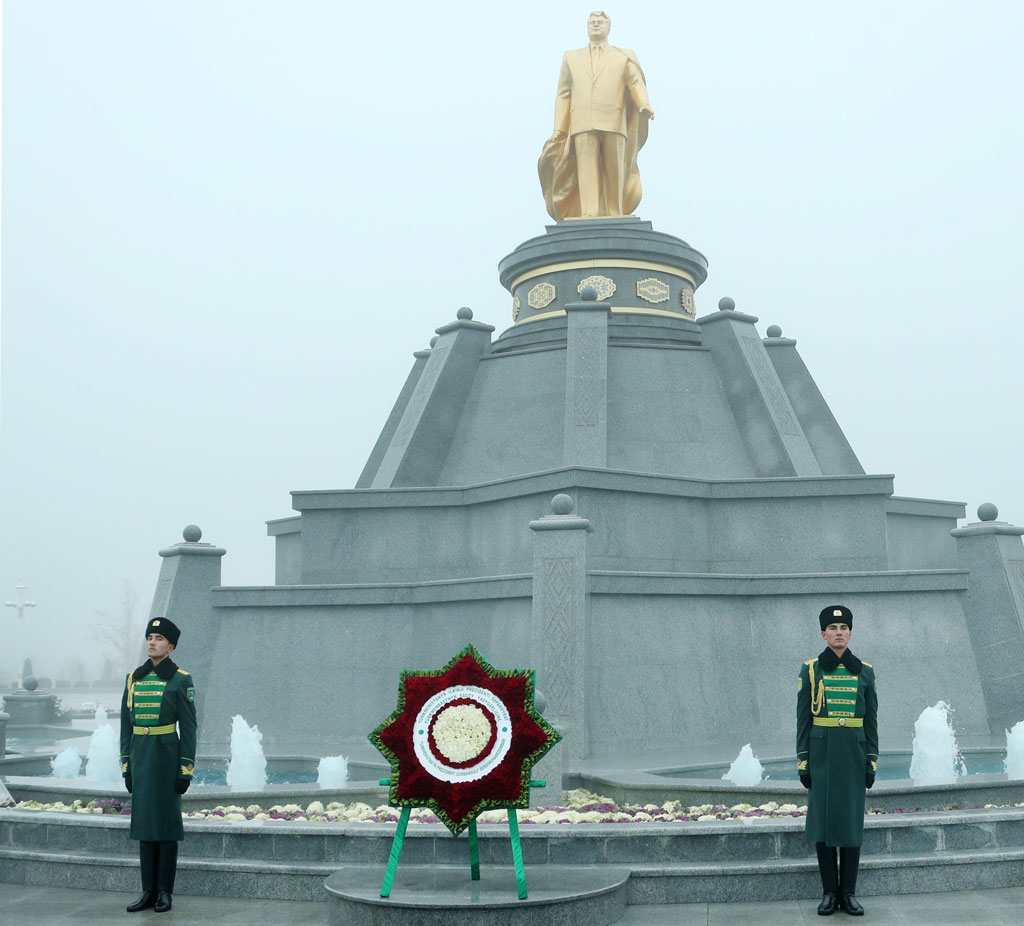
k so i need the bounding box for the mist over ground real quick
[2,1,1022,682]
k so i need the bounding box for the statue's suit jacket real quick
[554,45,650,138]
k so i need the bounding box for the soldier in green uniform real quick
[797,605,878,917]
[119,617,197,914]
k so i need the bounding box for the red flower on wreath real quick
[369,644,561,834]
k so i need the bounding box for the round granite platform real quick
[325,865,630,925]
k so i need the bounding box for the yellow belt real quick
[133,723,177,736]
[813,717,863,728]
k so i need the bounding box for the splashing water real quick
[909,701,966,785]
[85,720,123,782]
[51,746,82,778]
[317,754,349,789]
[722,743,765,786]
[226,715,267,792]
[1005,721,1024,780]
[95,706,107,724]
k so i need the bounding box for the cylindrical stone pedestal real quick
[497,217,708,326]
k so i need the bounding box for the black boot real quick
[815,842,839,915]
[154,841,178,913]
[839,847,864,916]
[126,841,158,912]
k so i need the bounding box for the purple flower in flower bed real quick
[270,813,287,820]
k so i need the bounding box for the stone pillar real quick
[952,504,1024,733]
[762,324,864,476]
[699,297,821,477]
[530,494,593,776]
[150,525,226,724]
[0,709,9,758]
[563,290,611,468]
[368,307,495,488]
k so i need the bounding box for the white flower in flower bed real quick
[431,703,492,763]
[306,801,324,815]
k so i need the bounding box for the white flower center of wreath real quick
[432,704,491,763]
[413,685,513,783]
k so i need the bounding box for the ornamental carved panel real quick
[527,282,556,310]
[577,274,616,301]
[679,288,696,317]
[512,295,521,321]
[636,277,670,304]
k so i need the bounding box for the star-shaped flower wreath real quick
[369,644,561,835]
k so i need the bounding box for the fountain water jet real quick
[50,746,81,778]
[85,709,122,782]
[909,701,966,785]
[1004,720,1024,779]
[317,754,349,789]
[721,743,765,786]
[225,714,267,792]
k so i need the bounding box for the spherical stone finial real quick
[534,689,547,714]
[580,286,598,302]
[978,502,998,522]
[456,306,474,320]
[718,296,736,311]
[766,325,782,338]
[183,524,202,543]
[429,336,438,347]
[24,676,39,692]
[551,493,574,515]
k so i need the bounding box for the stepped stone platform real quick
[3,807,1024,908]
[325,866,630,926]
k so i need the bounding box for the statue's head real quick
[587,11,611,41]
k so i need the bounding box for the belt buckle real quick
[838,718,847,727]
[143,727,151,735]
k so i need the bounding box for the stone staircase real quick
[2,807,1024,907]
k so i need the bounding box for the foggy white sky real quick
[2,1,1022,681]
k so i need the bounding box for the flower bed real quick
[9,789,1023,823]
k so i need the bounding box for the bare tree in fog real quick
[91,580,145,676]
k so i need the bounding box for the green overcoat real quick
[119,658,197,842]
[796,650,878,847]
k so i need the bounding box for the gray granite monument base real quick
[325,866,630,926]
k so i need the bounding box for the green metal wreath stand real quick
[378,779,546,900]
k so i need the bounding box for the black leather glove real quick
[124,771,132,794]
[866,771,875,790]
[799,772,811,789]
[174,778,191,795]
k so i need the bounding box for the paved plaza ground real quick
[3,882,1023,925]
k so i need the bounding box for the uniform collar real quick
[818,647,862,675]
[132,657,178,682]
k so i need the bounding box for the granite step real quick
[3,840,1024,905]
[325,866,631,926]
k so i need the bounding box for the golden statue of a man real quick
[539,11,655,221]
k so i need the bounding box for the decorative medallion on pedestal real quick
[513,295,521,321]
[577,274,616,301]
[636,277,670,304]
[370,643,560,835]
[680,287,696,317]
[527,282,557,310]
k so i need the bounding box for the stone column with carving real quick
[952,503,1024,732]
[564,289,611,468]
[530,493,593,793]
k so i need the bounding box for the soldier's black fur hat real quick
[819,605,852,631]
[144,617,181,646]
